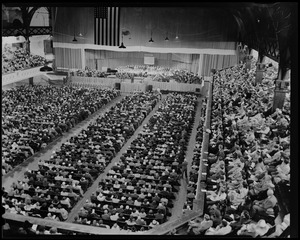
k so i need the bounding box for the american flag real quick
[94,7,120,46]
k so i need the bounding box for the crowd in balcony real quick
[2,85,120,174]
[2,92,160,228]
[186,62,290,237]
[71,93,198,232]
[2,45,46,74]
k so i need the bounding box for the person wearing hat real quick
[205,220,232,235]
[149,219,160,228]
[267,213,290,237]
[181,159,188,179]
[252,189,277,217]
[111,222,121,231]
[126,216,136,226]
[101,209,111,220]
[49,227,61,235]
[23,220,36,235]
[188,214,213,235]
[253,219,271,237]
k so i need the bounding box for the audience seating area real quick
[2,45,46,74]
[2,219,95,236]
[2,57,291,237]
[2,92,160,226]
[2,85,119,175]
[71,93,198,232]
[186,61,290,237]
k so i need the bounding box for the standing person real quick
[181,159,188,180]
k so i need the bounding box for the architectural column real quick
[272,80,289,110]
[81,48,85,70]
[255,62,266,84]
[245,55,252,71]
[29,77,34,85]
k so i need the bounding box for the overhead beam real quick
[2,26,52,37]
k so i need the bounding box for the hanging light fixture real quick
[119,34,126,48]
[149,30,154,43]
[40,61,53,72]
[72,26,77,42]
[165,31,169,41]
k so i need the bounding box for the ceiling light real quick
[119,42,126,48]
[165,32,169,41]
[119,34,126,48]
[149,30,154,43]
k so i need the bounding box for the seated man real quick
[187,214,213,235]
[252,189,277,217]
[205,220,232,235]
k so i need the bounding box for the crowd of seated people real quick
[2,85,119,175]
[75,68,107,78]
[2,92,160,224]
[2,220,95,236]
[187,61,290,237]
[183,98,207,213]
[2,45,46,74]
[74,64,203,84]
[72,93,198,232]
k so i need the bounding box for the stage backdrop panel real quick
[54,48,82,69]
[83,49,237,76]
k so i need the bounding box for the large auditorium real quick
[1,2,298,238]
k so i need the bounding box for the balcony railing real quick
[2,66,43,86]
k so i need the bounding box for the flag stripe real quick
[103,19,106,45]
[94,7,120,46]
[117,7,120,46]
[101,18,104,45]
[109,7,112,46]
[113,7,117,45]
[94,17,96,45]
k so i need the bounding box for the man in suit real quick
[252,189,277,216]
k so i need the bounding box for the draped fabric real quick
[54,48,82,69]
[199,54,238,76]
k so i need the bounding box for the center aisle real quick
[66,94,166,222]
[167,96,204,221]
